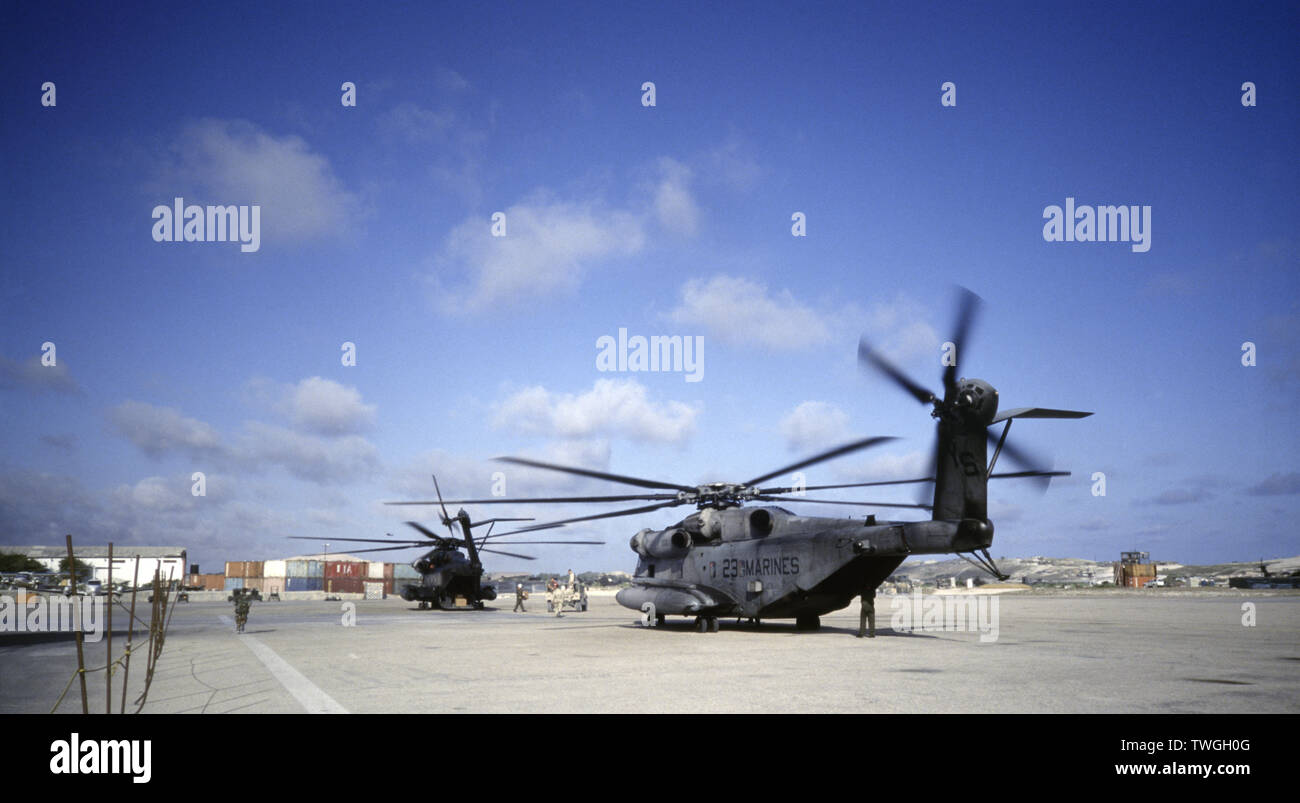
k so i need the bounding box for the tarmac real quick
[3,590,1297,714]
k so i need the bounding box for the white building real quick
[0,545,188,585]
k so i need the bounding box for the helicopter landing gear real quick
[795,614,821,631]
[417,601,429,610]
[694,615,720,633]
[656,613,666,627]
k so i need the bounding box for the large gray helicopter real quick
[392,289,1091,630]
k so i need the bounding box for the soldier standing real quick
[566,568,575,589]
[548,577,565,617]
[234,591,251,634]
[514,582,528,612]
[857,588,876,638]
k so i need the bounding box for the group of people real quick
[514,568,577,617]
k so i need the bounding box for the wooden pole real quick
[64,534,88,715]
[120,556,140,714]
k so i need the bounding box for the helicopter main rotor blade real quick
[431,475,453,526]
[743,436,898,488]
[990,470,1070,480]
[858,338,937,405]
[756,495,933,510]
[286,536,438,545]
[405,521,450,540]
[489,523,567,537]
[756,476,936,494]
[991,438,1056,492]
[333,544,443,556]
[480,540,607,545]
[942,286,982,399]
[466,517,535,528]
[386,492,678,506]
[478,547,537,561]
[494,456,696,493]
[505,499,685,534]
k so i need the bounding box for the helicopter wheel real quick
[708,617,719,633]
[417,601,429,610]
[656,613,666,627]
[795,614,821,632]
[694,616,707,633]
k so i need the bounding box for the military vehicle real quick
[298,476,603,610]
[548,580,589,613]
[411,288,1091,632]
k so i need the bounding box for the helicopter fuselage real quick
[615,506,992,621]
[399,547,497,608]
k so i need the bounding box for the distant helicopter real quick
[293,477,602,610]
[401,288,1092,631]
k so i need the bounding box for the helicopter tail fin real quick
[930,418,989,523]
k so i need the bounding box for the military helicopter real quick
[292,477,603,610]
[400,288,1091,631]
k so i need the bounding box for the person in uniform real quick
[566,568,575,589]
[857,588,876,638]
[513,582,528,612]
[234,591,251,634]
[548,577,566,617]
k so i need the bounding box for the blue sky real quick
[2,0,1297,574]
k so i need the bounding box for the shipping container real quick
[185,573,225,591]
[263,559,286,578]
[287,559,323,578]
[326,560,365,579]
[242,577,265,592]
[384,563,395,580]
[223,577,245,591]
[225,561,246,578]
[367,561,385,579]
[286,576,323,592]
[261,576,287,596]
[324,576,364,594]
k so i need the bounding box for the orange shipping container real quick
[325,560,365,579]
[261,577,287,596]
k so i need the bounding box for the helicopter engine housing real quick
[630,527,691,559]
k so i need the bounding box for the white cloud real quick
[378,102,458,142]
[111,398,379,485]
[492,379,698,444]
[284,377,375,436]
[234,422,381,485]
[861,295,942,365]
[158,118,360,241]
[704,135,763,192]
[779,401,852,453]
[0,353,80,395]
[111,401,224,459]
[435,194,645,311]
[668,275,834,350]
[653,157,700,237]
